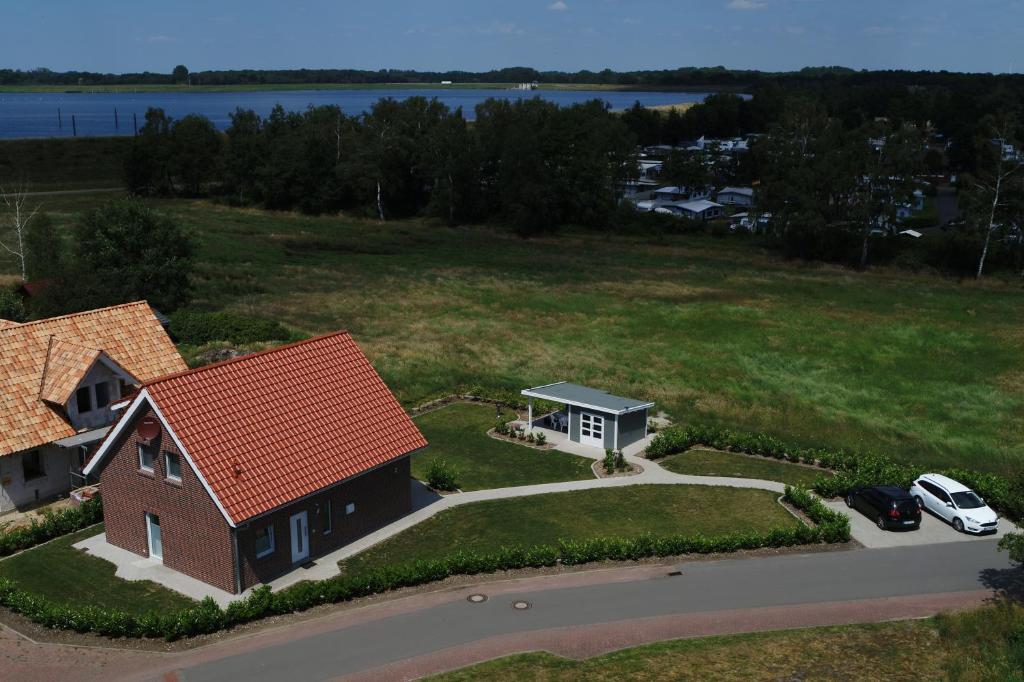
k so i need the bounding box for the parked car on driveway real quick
[845,486,921,530]
[910,473,998,534]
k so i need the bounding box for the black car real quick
[845,486,921,530]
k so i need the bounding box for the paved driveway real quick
[826,499,1020,549]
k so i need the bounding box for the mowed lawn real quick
[16,196,1024,474]
[427,620,943,681]
[0,525,196,614]
[411,403,593,490]
[342,485,798,574]
[661,448,832,488]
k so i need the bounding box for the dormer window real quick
[76,386,93,413]
[95,382,111,409]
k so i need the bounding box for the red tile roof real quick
[143,331,427,524]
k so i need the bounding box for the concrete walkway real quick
[74,434,790,604]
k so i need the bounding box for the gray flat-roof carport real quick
[521,382,654,452]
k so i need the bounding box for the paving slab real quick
[825,499,1021,549]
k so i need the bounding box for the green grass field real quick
[661,448,832,487]
[428,620,942,681]
[4,196,1023,475]
[0,525,196,614]
[411,403,594,490]
[341,485,797,574]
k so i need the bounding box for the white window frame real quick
[345,502,356,515]
[323,499,333,535]
[164,451,182,482]
[138,444,155,472]
[580,412,604,438]
[255,525,276,559]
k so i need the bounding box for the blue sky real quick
[2,1,1022,74]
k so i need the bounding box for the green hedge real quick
[168,310,296,346]
[647,424,1024,522]
[0,497,103,557]
[0,487,844,640]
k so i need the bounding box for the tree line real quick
[124,97,638,234]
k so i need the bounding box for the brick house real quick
[0,302,185,514]
[83,332,427,594]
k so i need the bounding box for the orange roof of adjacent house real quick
[133,332,427,524]
[0,302,186,457]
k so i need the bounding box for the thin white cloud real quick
[727,0,766,9]
[548,1,569,11]
[145,35,175,43]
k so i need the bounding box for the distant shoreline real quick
[0,82,750,95]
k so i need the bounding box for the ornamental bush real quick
[168,310,296,346]
[0,496,103,557]
[426,459,459,491]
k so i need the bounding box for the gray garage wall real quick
[617,409,648,449]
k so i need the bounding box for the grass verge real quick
[411,403,594,490]
[427,620,943,681]
[0,525,196,615]
[342,485,798,574]
[661,448,832,487]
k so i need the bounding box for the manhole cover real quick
[512,600,531,611]
[467,594,488,604]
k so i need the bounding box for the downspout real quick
[232,527,243,595]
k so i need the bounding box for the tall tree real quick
[0,182,39,282]
[172,64,190,85]
[59,200,195,313]
[170,114,222,196]
[963,118,1023,278]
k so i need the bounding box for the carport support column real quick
[527,397,533,433]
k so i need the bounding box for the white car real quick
[909,473,998,534]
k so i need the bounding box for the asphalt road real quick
[176,540,1015,682]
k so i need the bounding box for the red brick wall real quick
[237,456,411,590]
[97,401,414,594]
[96,405,238,593]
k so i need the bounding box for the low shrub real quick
[0,497,103,557]
[784,486,851,543]
[647,424,1024,523]
[426,459,459,492]
[168,310,296,346]
[535,432,547,446]
[603,449,616,475]
[0,487,845,641]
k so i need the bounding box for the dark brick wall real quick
[237,456,411,590]
[96,405,238,593]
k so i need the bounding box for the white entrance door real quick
[579,411,605,449]
[146,513,163,561]
[290,511,310,564]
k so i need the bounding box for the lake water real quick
[0,88,711,139]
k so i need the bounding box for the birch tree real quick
[973,150,1022,279]
[0,182,40,282]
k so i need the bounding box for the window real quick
[323,499,333,535]
[254,525,275,558]
[95,382,111,409]
[22,450,44,481]
[138,443,156,472]
[164,451,182,481]
[76,386,92,414]
[951,491,985,509]
[345,502,356,515]
[580,412,604,440]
